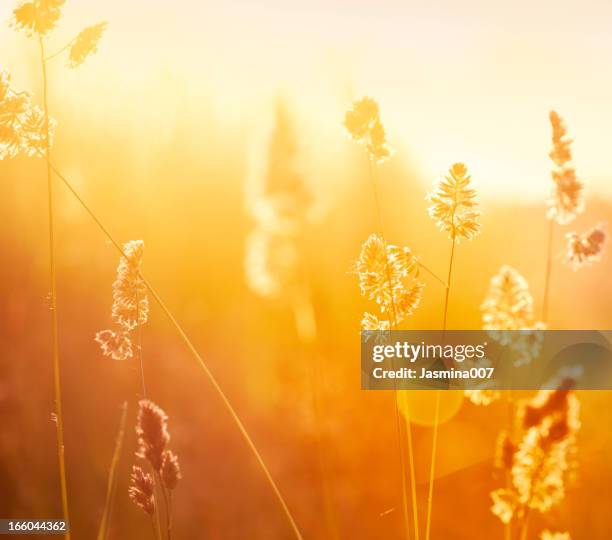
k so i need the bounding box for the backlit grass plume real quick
[353,233,423,329]
[491,382,580,539]
[482,266,540,332]
[481,265,545,367]
[131,400,181,538]
[565,223,606,270]
[245,101,312,301]
[136,400,170,472]
[547,111,584,225]
[427,162,480,241]
[426,162,480,540]
[0,69,55,160]
[95,240,149,361]
[12,0,64,36]
[68,22,107,68]
[343,96,392,164]
[128,466,156,516]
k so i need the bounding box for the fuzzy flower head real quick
[128,465,155,515]
[565,223,606,270]
[94,329,133,361]
[481,266,545,365]
[547,111,584,224]
[161,450,181,490]
[68,22,107,68]
[112,240,149,331]
[427,163,480,241]
[482,266,537,331]
[12,0,64,36]
[0,69,54,160]
[136,399,169,472]
[353,233,423,328]
[344,97,392,164]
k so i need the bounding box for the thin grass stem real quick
[425,230,457,540]
[542,218,554,323]
[291,281,339,540]
[367,159,416,540]
[49,164,303,540]
[38,38,70,539]
[155,471,171,540]
[97,402,128,540]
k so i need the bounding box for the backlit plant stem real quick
[368,160,418,540]
[38,36,71,539]
[425,214,458,540]
[542,218,554,323]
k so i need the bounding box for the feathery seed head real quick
[565,223,606,270]
[353,233,423,328]
[481,266,546,365]
[94,329,133,361]
[427,162,480,241]
[344,97,392,164]
[0,69,54,160]
[161,450,181,490]
[361,312,390,331]
[12,0,64,36]
[128,465,155,515]
[547,111,584,224]
[136,399,169,472]
[481,266,537,331]
[112,240,149,331]
[68,22,107,68]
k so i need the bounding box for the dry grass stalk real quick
[542,111,584,322]
[547,111,584,225]
[131,399,182,539]
[7,5,107,536]
[346,96,418,540]
[425,162,480,540]
[98,402,129,540]
[95,240,149,396]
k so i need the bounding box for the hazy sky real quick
[2,0,612,200]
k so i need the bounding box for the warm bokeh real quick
[1,1,611,539]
